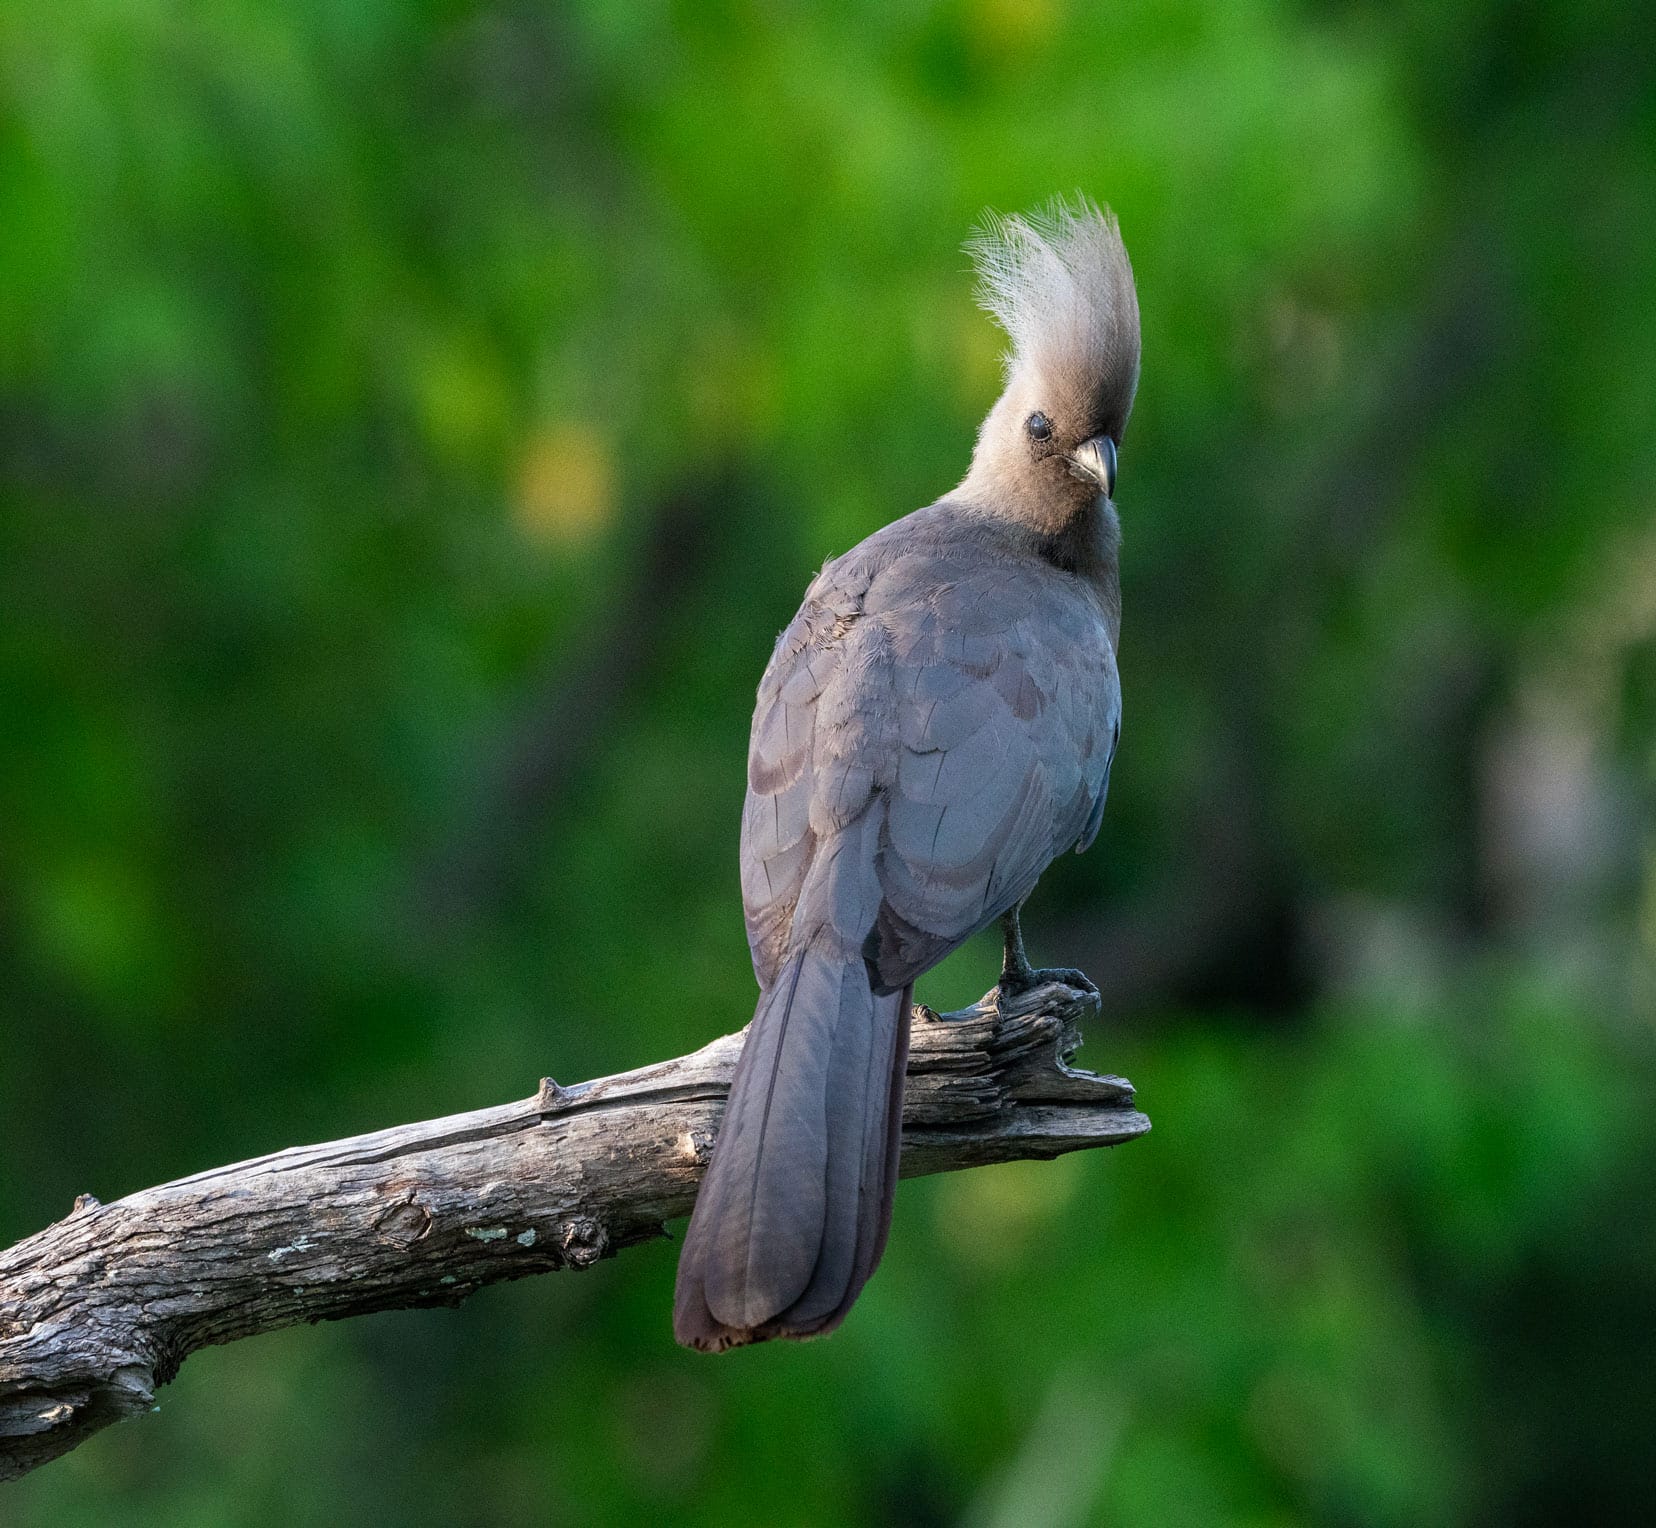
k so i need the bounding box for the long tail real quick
[673,938,911,1351]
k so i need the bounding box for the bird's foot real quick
[996,963,1100,1008]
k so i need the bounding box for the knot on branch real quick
[374,1196,433,1248]
[557,1217,609,1269]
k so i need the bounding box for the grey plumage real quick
[673,198,1139,1351]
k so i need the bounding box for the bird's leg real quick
[999,905,1037,992]
[997,905,1100,1004]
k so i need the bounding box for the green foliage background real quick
[3,1,1653,1523]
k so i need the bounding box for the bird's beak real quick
[1068,435,1118,498]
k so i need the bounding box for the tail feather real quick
[792,978,911,1335]
[673,943,908,1350]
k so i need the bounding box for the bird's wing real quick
[739,555,878,989]
[863,549,1118,988]
[742,535,1118,993]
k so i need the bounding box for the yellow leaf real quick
[512,420,616,548]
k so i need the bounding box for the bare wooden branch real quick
[0,982,1147,1482]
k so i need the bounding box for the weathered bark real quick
[0,981,1147,1482]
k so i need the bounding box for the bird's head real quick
[959,197,1140,533]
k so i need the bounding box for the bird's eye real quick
[1026,412,1053,442]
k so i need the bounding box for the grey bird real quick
[673,198,1140,1351]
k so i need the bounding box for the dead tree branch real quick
[0,981,1146,1482]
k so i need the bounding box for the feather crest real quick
[966,195,1140,428]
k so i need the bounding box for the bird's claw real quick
[996,965,1100,1006]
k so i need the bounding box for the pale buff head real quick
[959,197,1141,533]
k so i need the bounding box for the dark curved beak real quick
[1068,435,1117,498]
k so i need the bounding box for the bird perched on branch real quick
[674,198,1140,1351]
